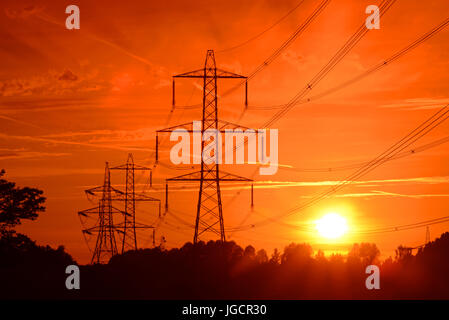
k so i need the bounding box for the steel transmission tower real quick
[79,156,161,263]
[110,153,158,253]
[78,162,119,264]
[156,50,254,243]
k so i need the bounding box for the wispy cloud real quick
[380,98,449,110]
[0,115,43,129]
[334,190,449,199]
[250,176,449,189]
[0,69,106,97]
[41,127,158,144]
[4,5,44,19]
[0,149,70,160]
[0,133,154,152]
[7,6,168,78]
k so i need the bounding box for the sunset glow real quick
[0,0,448,265]
[2,0,449,303]
[315,213,349,239]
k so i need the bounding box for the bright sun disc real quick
[315,213,348,239]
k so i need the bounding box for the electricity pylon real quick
[110,153,159,253]
[78,162,120,264]
[79,156,161,263]
[156,50,254,243]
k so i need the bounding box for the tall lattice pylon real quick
[79,162,119,264]
[156,50,254,243]
[79,157,161,263]
[110,153,158,253]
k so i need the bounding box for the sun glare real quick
[315,213,348,239]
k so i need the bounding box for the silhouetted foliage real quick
[1,170,449,299]
[0,169,45,235]
[74,233,449,299]
[0,171,75,299]
[3,234,449,299]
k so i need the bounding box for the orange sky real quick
[1,0,448,264]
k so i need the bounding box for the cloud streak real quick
[0,115,44,129]
[0,133,154,152]
[334,190,449,199]
[380,98,449,110]
[0,149,70,160]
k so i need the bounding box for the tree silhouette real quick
[2,169,449,299]
[0,169,45,236]
[0,170,76,299]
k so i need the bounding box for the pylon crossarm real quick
[82,227,97,234]
[215,68,246,79]
[174,67,246,79]
[109,191,160,202]
[166,171,203,181]
[216,171,253,182]
[166,170,252,182]
[133,164,152,170]
[85,185,123,197]
[78,206,100,215]
[78,206,124,216]
[114,224,154,230]
[111,164,151,171]
[217,119,253,131]
[173,68,205,78]
[157,119,253,133]
[84,186,103,196]
[157,122,197,133]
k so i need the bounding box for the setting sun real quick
[315,213,349,239]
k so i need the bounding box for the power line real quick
[260,0,397,128]
[244,17,449,112]
[217,0,306,53]
[279,104,449,220]
[275,135,449,173]
[230,103,449,231]
[231,0,398,156]
[225,16,449,231]
[301,17,449,105]
[151,2,449,240]
[173,0,331,111]
[253,214,449,236]
[224,16,449,235]
[352,216,449,235]
[153,129,449,235]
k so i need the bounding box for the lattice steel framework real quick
[79,162,119,264]
[110,153,156,253]
[156,50,253,243]
[79,156,161,263]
